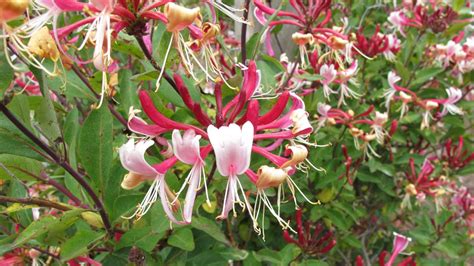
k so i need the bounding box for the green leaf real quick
[35,96,61,141]
[116,226,165,252]
[167,227,195,251]
[0,41,14,96]
[254,248,282,264]
[13,216,56,246]
[63,109,84,200]
[78,104,113,195]
[191,216,230,245]
[433,238,462,259]
[410,68,444,88]
[60,229,105,261]
[117,69,138,113]
[0,154,42,181]
[218,247,249,261]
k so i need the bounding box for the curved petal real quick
[119,139,157,176]
[172,129,202,164]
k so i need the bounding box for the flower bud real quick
[81,211,104,228]
[281,144,308,169]
[292,32,314,46]
[0,0,29,22]
[165,3,201,32]
[27,26,60,61]
[256,165,288,189]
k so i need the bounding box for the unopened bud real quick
[81,211,104,228]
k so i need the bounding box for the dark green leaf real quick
[167,227,195,251]
[78,104,113,194]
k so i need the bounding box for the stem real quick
[0,103,113,236]
[0,196,72,212]
[10,166,83,207]
[240,0,251,63]
[134,35,180,94]
[71,65,128,128]
[403,32,424,67]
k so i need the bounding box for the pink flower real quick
[207,121,255,221]
[440,87,463,116]
[383,34,401,61]
[320,64,337,98]
[119,139,182,224]
[337,60,360,106]
[386,232,412,266]
[388,11,410,36]
[171,129,210,223]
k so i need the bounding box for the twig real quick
[240,0,251,63]
[0,103,113,237]
[7,166,83,207]
[0,196,72,212]
[71,65,128,128]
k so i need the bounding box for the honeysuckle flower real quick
[171,129,210,223]
[119,139,183,224]
[388,11,410,36]
[207,121,257,223]
[386,232,412,266]
[337,60,360,107]
[292,32,314,67]
[371,112,388,144]
[320,64,337,98]
[440,87,463,116]
[19,0,84,38]
[384,71,401,109]
[383,34,401,61]
[1,0,67,76]
[156,3,205,89]
[398,91,412,118]
[420,100,438,130]
[316,103,333,130]
[122,61,322,233]
[253,0,347,57]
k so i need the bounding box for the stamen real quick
[122,178,161,220]
[155,32,174,91]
